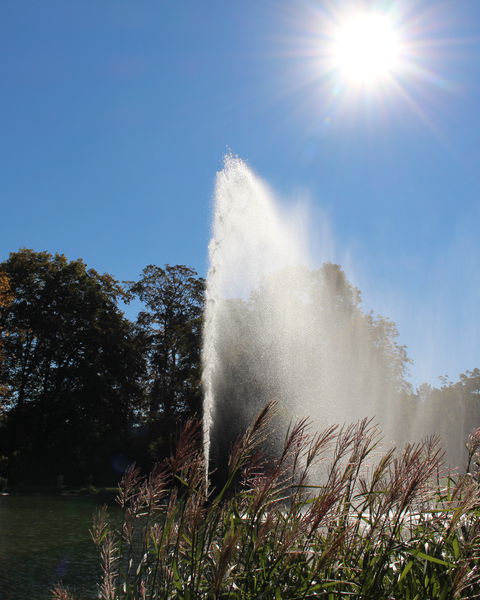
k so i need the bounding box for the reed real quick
[55,403,480,599]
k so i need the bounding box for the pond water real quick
[0,494,107,600]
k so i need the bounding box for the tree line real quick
[0,249,204,485]
[0,248,478,486]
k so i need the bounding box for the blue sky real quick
[1,0,479,387]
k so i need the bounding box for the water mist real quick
[202,156,470,479]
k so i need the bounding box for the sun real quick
[331,12,402,86]
[278,2,454,128]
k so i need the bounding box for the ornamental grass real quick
[55,404,480,599]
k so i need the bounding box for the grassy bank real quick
[55,404,480,599]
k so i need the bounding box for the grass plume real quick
[58,404,480,599]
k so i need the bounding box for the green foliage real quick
[0,250,207,484]
[82,405,480,600]
[0,249,144,484]
[0,270,13,403]
[128,264,205,459]
[415,370,480,468]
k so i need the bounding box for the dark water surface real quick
[0,494,105,600]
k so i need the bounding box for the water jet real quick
[202,155,471,479]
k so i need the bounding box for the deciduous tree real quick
[0,271,13,403]
[128,264,204,456]
[0,249,144,484]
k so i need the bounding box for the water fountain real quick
[202,155,470,479]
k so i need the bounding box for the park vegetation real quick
[0,247,479,488]
[0,249,203,486]
[1,248,480,599]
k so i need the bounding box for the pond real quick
[0,494,107,600]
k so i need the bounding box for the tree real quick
[0,249,144,484]
[208,263,413,482]
[458,369,480,397]
[128,264,204,456]
[413,370,480,469]
[0,271,13,403]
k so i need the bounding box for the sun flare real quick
[282,2,453,130]
[331,12,402,86]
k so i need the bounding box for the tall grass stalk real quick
[57,404,480,599]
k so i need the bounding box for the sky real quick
[1,0,479,388]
